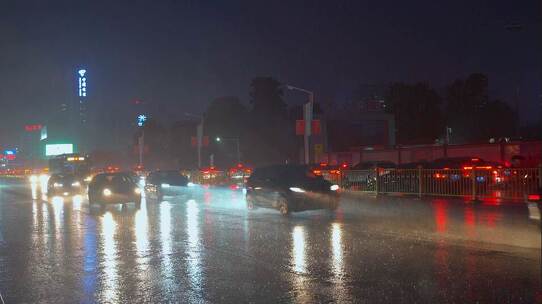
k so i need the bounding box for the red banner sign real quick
[25,124,42,132]
[296,120,305,135]
[312,120,321,135]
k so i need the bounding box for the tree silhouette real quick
[385,82,443,144]
[446,73,517,142]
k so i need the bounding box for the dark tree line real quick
[137,77,298,169]
[136,73,526,169]
[385,73,519,144]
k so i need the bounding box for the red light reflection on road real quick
[464,207,475,227]
[204,191,212,205]
[433,200,448,233]
[481,210,502,228]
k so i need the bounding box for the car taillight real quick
[527,194,541,201]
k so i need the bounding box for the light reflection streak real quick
[73,195,83,210]
[32,201,38,229]
[42,202,49,242]
[31,181,38,200]
[292,226,306,273]
[160,201,173,285]
[51,196,64,235]
[330,223,348,302]
[39,175,49,194]
[135,199,149,255]
[186,199,202,291]
[291,226,310,303]
[331,223,343,277]
[101,212,118,302]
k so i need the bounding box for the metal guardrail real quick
[329,167,541,201]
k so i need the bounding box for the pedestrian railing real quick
[327,167,541,201]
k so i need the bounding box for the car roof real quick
[50,173,75,179]
[94,172,134,182]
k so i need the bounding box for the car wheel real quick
[278,197,289,216]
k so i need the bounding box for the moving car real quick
[246,165,340,215]
[88,172,142,207]
[145,170,189,201]
[47,173,85,197]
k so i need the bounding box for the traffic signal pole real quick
[197,117,204,168]
[303,93,314,165]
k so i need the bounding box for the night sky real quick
[1,0,540,146]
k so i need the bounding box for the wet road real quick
[0,178,540,303]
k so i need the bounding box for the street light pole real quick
[185,113,204,168]
[286,85,314,165]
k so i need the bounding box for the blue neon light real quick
[78,69,87,98]
[137,114,147,127]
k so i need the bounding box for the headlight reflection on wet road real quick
[160,201,174,292]
[100,212,118,302]
[330,223,343,278]
[135,200,149,255]
[186,199,202,292]
[292,226,306,273]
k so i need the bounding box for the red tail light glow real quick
[527,194,541,201]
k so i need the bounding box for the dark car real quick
[145,170,189,201]
[88,172,142,206]
[245,165,340,215]
[342,161,396,190]
[47,173,85,197]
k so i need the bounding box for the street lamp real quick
[185,112,204,168]
[215,136,241,164]
[285,84,314,165]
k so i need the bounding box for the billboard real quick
[45,144,73,156]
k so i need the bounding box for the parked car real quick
[47,173,85,197]
[246,165,340,215]
[342,161,396,190]
[145,170,189,201]
[88,172,142,207]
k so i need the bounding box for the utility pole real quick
[304,93,314,164]
[197,118,204,168]
[138,131,144,168]
[185,113,204,168]
[286,85,314,165]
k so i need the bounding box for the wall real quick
[323,141,542,166]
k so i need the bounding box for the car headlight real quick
[161,183,170,188]
[289,187,305,193]
[84,175,92,182]
[71,181,81,187]
[54,183,63,188]
[330,184,339,191]
[134,188,142,194]
[39,174,49,183]
[103,188,112,196]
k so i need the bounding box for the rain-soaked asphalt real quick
[0,178,541,303]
